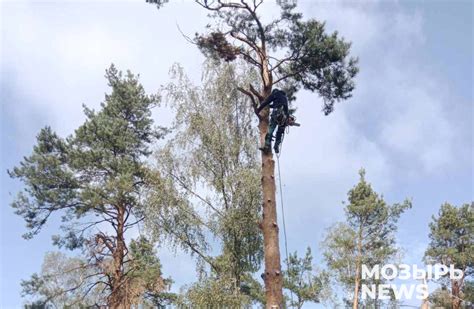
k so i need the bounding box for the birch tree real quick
[145,61,263,307]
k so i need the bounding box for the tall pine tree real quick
[9,65,170,308]
[424,202,474,309]
[146,1,359,305]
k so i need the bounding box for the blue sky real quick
[1,0,472,307]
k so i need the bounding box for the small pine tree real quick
[322,169,411,308]
[283,247,329,309]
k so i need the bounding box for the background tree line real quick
[11,60,473,308]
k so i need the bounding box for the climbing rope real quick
[275,143,295,307]
[276,152,289,262]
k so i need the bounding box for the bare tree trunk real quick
[451,279,461,309]
[421,277,430,309]
[258,101,283,308]
[352,268,360,309]
[353,226,363,309]
[109,206,129,309]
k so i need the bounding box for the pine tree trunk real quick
[451,279,461,309]
[421,299,429,309]
[352,269,360,309]
[421,277,429,309]
[109,206,129,309]
[353,226,363,309]
[258,109,283,308]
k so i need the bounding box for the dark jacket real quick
[257,90,289,117]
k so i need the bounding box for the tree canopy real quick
[147,0,358,114]
[322,169,411,307]
[424,202,474,309]
[144,61,263,307]
[284,247,330,309]
[9,65,170,307]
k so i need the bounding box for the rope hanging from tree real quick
[276,139,295,306]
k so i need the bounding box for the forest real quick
[4,0,473,308]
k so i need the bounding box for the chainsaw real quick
[285,115,300,127]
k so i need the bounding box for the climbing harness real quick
[273,115,299,154]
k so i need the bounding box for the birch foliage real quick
[145,61,263,307]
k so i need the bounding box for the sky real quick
[1,0,472,307]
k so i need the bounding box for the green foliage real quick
[145,60,263,306]
[9,64,164,242]
[424,202,474,308]
[178,275,253,308]
[429,282,474,309]
[21,252,105,308]
[465,281,474,304]
[283,247,329,309]
[10,65,170,305]
[126,237,177,308]
[273,9,359,113]
[345,169,411,261]
[429,287,454,308]
[176,264,265,308]
[322,169,411,306]
[321,222,356,290]
[146,0,358,114]
[9,126,79,240]
[22,240,175,308]
[424,202,473,275]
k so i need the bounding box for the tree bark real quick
[352,264,360,309]
[421,277,429,309]
[352,226,363,309]
[109,206,129,309]
[421,300,429,309]
[258,104,284,308]
[451,279,461,309]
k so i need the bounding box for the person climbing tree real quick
[257,88,298,154]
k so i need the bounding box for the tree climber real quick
[257,88,299,154]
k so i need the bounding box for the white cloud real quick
[303,1,461,175]
[2,1,208,136]
[271,0,468,272]
[276,97,391,253]
[379,80,454,172]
